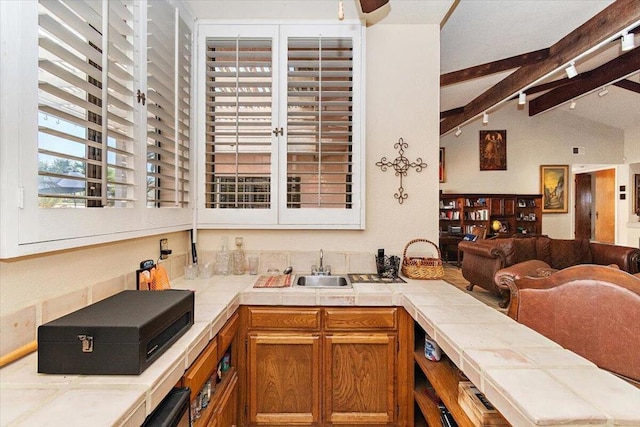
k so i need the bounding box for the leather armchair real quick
[459,236,640,309]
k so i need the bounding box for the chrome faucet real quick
[312,249,330,275]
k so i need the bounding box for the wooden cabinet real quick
[241,306,405,426]
[247,332,322,425]
[515,195,542,234]
[439,193,542,238]
[183,314,240,427]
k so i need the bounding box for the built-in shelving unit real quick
[413,323,476,427]
[439,193,542,237]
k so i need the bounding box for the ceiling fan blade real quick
[359,0,389,14]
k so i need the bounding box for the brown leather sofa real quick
[458,236,640,307]
[506,264,640,383]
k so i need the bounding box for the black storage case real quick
[38,290,194,375]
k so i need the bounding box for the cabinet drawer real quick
[183,339,218,402]
[324,308,397,331]
[217,312,239,360]
[247,307,321,330]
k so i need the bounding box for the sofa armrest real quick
[590,242,640,273]
[495,259,554,290]
[458,240,506,260]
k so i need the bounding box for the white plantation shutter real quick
[204,37,274,210]
[197,23,362,228]
[146,2,191,207]
[37,0,135,208]
[106,0,135,207]
[176,18,192,207]
[286,37,354,209]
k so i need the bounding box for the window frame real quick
[195,21,365,229]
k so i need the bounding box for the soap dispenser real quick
[232,237,246,275]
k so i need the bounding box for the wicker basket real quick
[401,238,445,280]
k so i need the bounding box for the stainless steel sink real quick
[294,275,352,288]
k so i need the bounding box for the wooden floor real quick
[442,264,505,312]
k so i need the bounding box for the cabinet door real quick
[247,333,321,425]
[209,371,239,427]
[324,333,396,425]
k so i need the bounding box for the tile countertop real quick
[1,275,639,427]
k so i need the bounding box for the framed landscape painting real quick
[540,165,569,213]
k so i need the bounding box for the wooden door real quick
[324,333,396,425]
[247,332,321,425]
[594,169,615,243]
[574,173,592,240]
[209,371,238,427]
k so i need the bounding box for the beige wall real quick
[440,105,626,239]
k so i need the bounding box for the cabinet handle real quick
[272,127,283,136]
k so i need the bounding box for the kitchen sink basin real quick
[294,275,352,288]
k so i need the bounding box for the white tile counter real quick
[1,275,638,426]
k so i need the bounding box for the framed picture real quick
[439,148,445,183]
[479,130,507,171]
[540,165,569,213]
[635,174,640,216]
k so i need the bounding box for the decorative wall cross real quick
[375,138,427,204]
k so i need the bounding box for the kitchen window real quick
[0,0,193,258]
[196,23,364,229]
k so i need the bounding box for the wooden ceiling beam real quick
[614,78,640,94]
[441,49,549,86]
[439,0,640,135]
[440,106,465,120]
[528,48,640,116]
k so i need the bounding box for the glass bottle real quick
[215,236,230,275]
[232,237,246,275]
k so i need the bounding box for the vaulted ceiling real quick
[439,0,640,136]
[184,1,640,135]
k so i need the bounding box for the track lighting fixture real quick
[518,92,526,105]
[569,99,576,110]
[454,126,462,137]
[338,0,345,20]
[482,112,489,124]
[621,31,635,52]
[565,62,578,79]
[598,87,608,97]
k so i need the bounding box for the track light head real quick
[482,112,489,124]
[621,31,635,52]
[518,92,526,105]
[454,126,462,137]
[569,99,576,110]
[598,87,608,97]
[565,62,578,79]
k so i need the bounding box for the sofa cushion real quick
[548,238,592,270]
[512,238,537,264]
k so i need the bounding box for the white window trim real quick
[195,21,366,230]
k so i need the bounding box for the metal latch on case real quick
[77,335,94,353]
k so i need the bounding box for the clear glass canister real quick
[232,237,246,275]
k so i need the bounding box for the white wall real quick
[624,125,640,247]
[440,105,625,239]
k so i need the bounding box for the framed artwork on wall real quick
[439,148,445,183]
[479,130,507,171]
[540,165,569,213]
